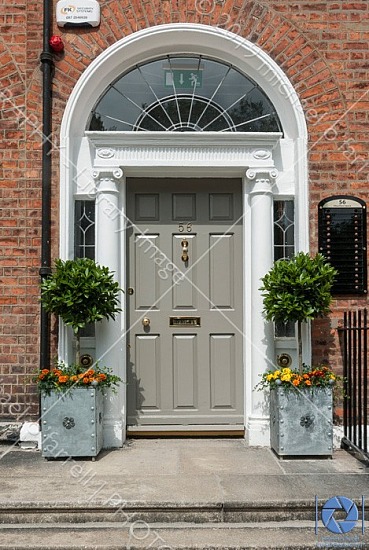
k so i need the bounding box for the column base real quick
[246,416,270,447]
[103,418,125,448]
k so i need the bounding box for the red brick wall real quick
[0,1,42,420]
[1,0,368,420]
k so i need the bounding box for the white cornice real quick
[88,131,282,169]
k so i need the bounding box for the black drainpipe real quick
[39,0,53,371]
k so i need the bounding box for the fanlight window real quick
[88,56,282,133]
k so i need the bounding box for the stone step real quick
[0,521,341,549]
[0,500,318,525]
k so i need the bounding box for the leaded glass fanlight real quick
[88,55,282,133]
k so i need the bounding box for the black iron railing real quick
[339,309,368,461]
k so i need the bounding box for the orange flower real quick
[83,377,90,384]
[52,369,62,376]
[97,373,107,381]
[70,375,78,382]
[38,373,46,380]
[292,379,300,386]
[41,369,50,375]
[58,375,69,383]
[305,380,312,386]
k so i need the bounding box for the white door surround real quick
[59,24,308,448]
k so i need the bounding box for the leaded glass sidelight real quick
[74,201,96,337]
[88,56,282,133]
[273,200,295,261]
[273,200,295,338]
[74,201,95,260]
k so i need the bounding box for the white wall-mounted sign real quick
[56,0,100,27]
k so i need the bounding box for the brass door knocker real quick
[181,240,189,262]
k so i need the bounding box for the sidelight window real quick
[74,200,95,260]
[273,200,295,338]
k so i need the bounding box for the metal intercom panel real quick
[318,196,367,295]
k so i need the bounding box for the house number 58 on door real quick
[178,222,193,232]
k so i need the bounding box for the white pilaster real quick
[246,168,278,446]
[94,168,125,448]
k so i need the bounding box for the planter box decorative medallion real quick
[41,388,104,458]
[270,386,333,457]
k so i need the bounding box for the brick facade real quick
[0,0,368,422]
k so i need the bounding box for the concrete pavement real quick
[0,438,368,548]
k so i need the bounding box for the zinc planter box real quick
[270,386,333,457]
[41,388,104,459]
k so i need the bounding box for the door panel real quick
[172,234,197,309]
[173,334,198,409]
[127,178,243,428]
[209,234,234,309]
[210,334,235,409]
[135,194,159,220]
[135,335,161,409]
[135,235,160,309]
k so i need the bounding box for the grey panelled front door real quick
[127,178,243,428]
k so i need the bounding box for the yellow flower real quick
[281,374,291,382]
[266,374,274,381]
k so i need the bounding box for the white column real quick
[246,168,278,446]
[93,168,125,448]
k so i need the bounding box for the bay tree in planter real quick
[38,258,123,458]
[259,252,338,457]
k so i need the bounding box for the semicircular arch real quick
[61,23,307,141]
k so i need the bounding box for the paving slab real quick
[0,439,367,514]
[1,522,369,550]
[0,440,368,548]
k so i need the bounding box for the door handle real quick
[181,240,189,262]
[142,317,150,327]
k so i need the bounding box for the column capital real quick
[92,167,123,195]
[246,168,278,195]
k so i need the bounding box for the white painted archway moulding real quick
[61,24,307,140]
[59,24,309,448]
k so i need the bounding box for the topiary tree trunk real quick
[260,252,337,374]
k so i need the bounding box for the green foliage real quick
[40,258,122,334]
[260,252,337,324]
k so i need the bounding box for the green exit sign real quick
[165,70,202,89]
